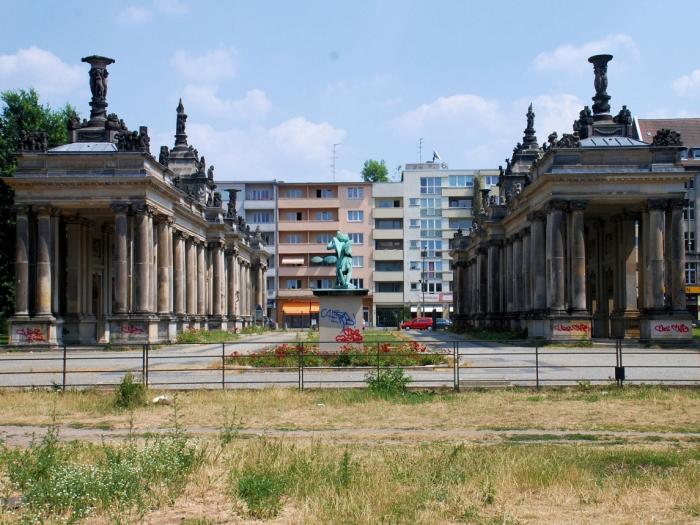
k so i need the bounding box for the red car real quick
[400,317,433,330]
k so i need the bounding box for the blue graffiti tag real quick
[320,308,356,328]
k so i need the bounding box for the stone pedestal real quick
[640,315,692,340]
[313,288,368,353]
[9,316,62,346]
[528,316,592,341]
[108,315,159,344]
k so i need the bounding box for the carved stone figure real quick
[67,112,81,131]
[213,192,222,207]
[327,231,354,289]
[89,67,108,100]
[138,126,150,152]
[197,156,206,177]
[207,165,214,180]
[547,132,558,148]
[106,113,120,130]
[159,146,170,166]
[555,133,581,149]
[19,131,48,152]
[526,103,534,131]
[588,54,613,115]
[651,128,683,147]
[613,105,633,125]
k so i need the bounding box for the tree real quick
[361,159,389,183]
[0,89,73,320]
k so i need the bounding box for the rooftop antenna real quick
[418,137,423,163]
[331,143,341,182]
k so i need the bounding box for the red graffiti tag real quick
[654,323,689,333]
[335,327,363,343]
[553,323,590,333]
[15,328,45,343]
[121,324,144,335]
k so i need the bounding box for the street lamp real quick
[419,249,427,317]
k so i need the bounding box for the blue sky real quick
[1,1,699,182]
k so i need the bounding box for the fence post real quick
[453,342,458,392]
[376,341,380,377]
[145,344,150,387]
[62,344,67,391]
[535,345,540,391]
[298,342,304,391]
[456,341,460,390]
[142,345,146,386]
[221,342,226,390]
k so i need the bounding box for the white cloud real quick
[524,93,584,139]
[154,0,189,14]
[394,94,503,134]
[182,85,271,120]
[533,34,639,74]
[171,48,236,82]
[0,47,83,96]
[117,6,152,24]
[672,69,700,96]
[270,117,346,164]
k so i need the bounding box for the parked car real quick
[434,318,452,330]
[400,317,433,330]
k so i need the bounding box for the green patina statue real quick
[327,231,354,288]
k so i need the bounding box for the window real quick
[285,233,302,244]
[448,175,474,188]
[693,148,700,159]
[685,231,696,251]
[285,211,303,221]
[410,282,418,291]
[409,198,419,207]
[419,260,443,279]
[409,240,419,249]
[420,177,442,194]
[424,281,442,293]
[315,233,332,244]
[375,239,403,250]
[267,276,275,291]
[484,175,499,186]
[286,188,303,198]
[681,148,689,160]
[409,219,419,229]
[448,197,472,208]
[261,233,274,246]
[315,211,333,221]
[375,282,403,293]
[449,218,472,231]
[312,278,333,288]
[285,279,303,289]
[246,188,272,200]
[685,179,695,189]
[348,210,364,222]
[375,218,402,229]
[316,188,334,198]
[350,278,364,288]
[686,263,697,284]
[410,261,420,270]
[420,240,443,258]
[347,187,364,199]
[420,197,441,217]
[377,198,401,208]
[375,260,402,271]
[684,201,695,221]
[352,256,364,267]
[420,219,442,238]
[250,211,272,224]
[349,233,364,244]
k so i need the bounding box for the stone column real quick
[185,237,196,315]
[478,246,488,315]
[226,249,237,318]
[647,199,666,311]
[173,231,185,316]
[487,240,501,314]
[512,234,522,313]
[256,263,264,310]
[569,201,587,313]
[505,239,513,312]
[35,207,53,316]
[615,213,639,314]
[65,218,83,315]
[14,206,30,317]
[521,228,531,313]
[669,198,686,311]
[546,201,567,313]
[197,241,206,316]
[211,241,223,316]
[167,219,174,313]
[133,205,151,313]
[112,204,129,314]
[156,215,171,315]
[529,212,547,312]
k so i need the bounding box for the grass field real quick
[0,386,698,523]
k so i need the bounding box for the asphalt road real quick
[0,330,698,389]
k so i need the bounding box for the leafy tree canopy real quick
[361,158,389,183]
[0,89,74,319]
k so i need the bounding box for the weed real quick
[235,470,287,519]
[366,367,411,395]
[114,373,146,409]
[218,407,242,446]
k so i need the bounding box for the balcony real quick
[242,199,275,210]
[278,265,335,277]
[373,249,403,260]
[279,220,339,232]
[278,242,329,254]
[278,197,340,209]
[373,229,403,239]
[277,288,315,299]
[373,207,404,219]
[443,208,472,219]
[442,187,473,198]
[373,292,404,304]
[373,271,404,281]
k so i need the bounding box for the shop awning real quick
[410,305,443,313]
[281,258,304,265]
[282,303,319,315]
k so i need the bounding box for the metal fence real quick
[0,339,698,390]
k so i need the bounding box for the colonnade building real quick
[451,54,693,340]
[4,55,267,346]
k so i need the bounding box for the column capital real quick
[520,225,531,236]
[225,247,238,257]
[527,210,547,222]
[667,197,686,210]
[488,239,503,248]
[154,212,173,224]
[110,202,131,214]
[12,204,31,215]
[569,200,588,211]
[208,239,225,250]
[133,202,156,216]
[34,205,56,217]
[647,198,667,211]
[546,199,569,212]
[612,211,640,222]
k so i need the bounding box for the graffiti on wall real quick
[15,327,45,343]
[120,324,144,335]
[654,323,690,334]
[335,327,363,343]
[320,308,356,328]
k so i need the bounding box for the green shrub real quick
[366,368,411,395]
[114,372,146,409]
[236,471,287,519]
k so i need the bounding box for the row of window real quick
[285,278,365,289]
[282,233,365,244]
[280,187,365,199]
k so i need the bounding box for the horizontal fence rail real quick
[0,338,697,390]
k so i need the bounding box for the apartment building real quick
[372,163,498,326]
[276,182,373,328]
[217,180,279,320]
